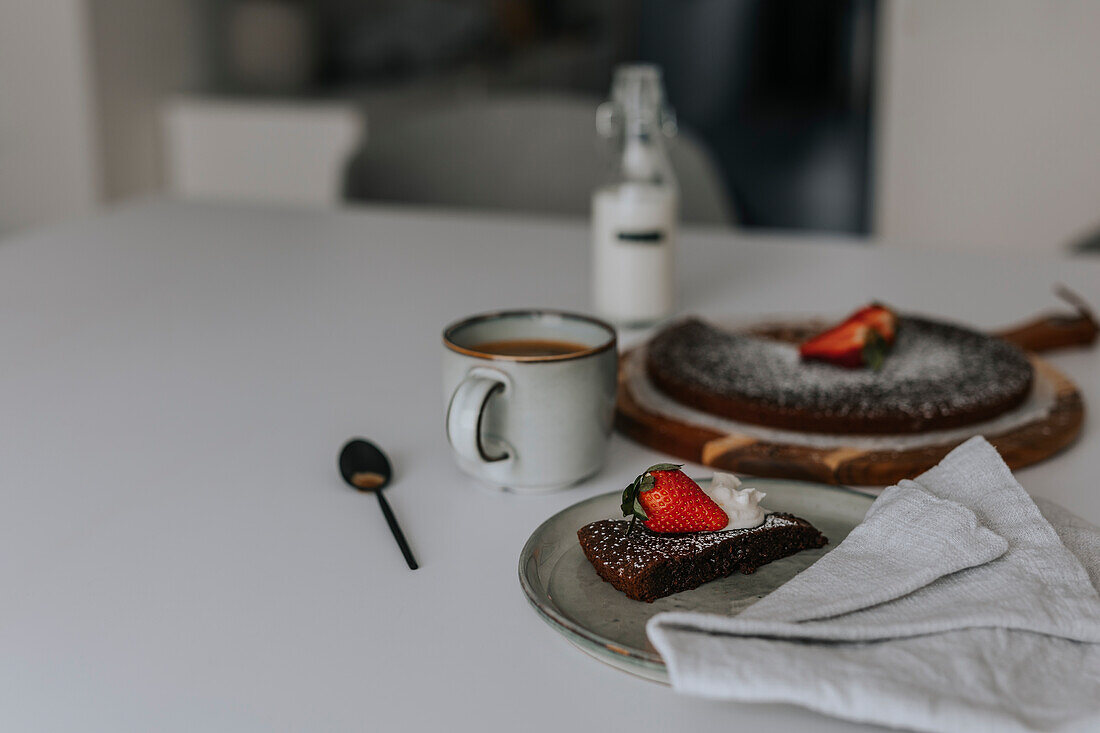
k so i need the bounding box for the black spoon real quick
[338,438,418,570]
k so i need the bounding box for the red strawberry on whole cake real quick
[851,303,898,343]
[800,303,898,370]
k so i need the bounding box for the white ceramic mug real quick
[442,310,618,493]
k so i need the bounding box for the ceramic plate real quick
[518,477,874,683]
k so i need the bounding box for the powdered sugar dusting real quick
[624,346,1055,450]
[647,317,1033,422]
[580,514,807,576]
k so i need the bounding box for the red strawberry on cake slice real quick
[619,463,728,535]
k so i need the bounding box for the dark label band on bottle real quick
[617,230,665,243]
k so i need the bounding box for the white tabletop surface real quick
[1,199,1098,732]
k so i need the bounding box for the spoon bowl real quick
[340,439,392,490]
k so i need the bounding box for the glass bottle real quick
[591,64,679,327]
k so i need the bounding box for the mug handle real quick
[446,369,512,464]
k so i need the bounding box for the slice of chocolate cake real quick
[577,513,827,602]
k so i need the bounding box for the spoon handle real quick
[376,491,419,570]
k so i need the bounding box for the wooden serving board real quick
[615,322,1085,486]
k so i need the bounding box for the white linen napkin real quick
[646,437,1100,733]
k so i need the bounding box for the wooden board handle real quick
[994,286,1098,353]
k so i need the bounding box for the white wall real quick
[876,0,1100,253]
[0,1,206,235]
[88,0,209,201]
[0,1,100,234]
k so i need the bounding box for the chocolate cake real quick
[577,513,828,602]
[645,316,1033,434]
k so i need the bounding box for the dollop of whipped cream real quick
[703,472,767,530]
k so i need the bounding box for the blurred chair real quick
[343,94,733,226]
[164,96,363,207]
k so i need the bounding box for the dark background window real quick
[216,0,877,234]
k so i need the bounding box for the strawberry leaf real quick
[644,463,682,473]
[862,331,891,371]
[620,478,648,520]
[620,481,638,517]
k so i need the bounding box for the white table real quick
[1,200,1097,732]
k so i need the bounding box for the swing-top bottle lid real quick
[598,64,677,138]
